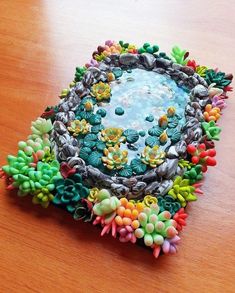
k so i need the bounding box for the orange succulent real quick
[203,104,221,122]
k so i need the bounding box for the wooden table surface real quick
[0,0,235,292]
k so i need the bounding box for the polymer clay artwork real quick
[1,41,233,258]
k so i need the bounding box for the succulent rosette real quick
[1,40,233,259]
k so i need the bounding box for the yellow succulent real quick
[67,119,90,136]
[196,65,208,77]
[143,195,158,207]
[88,187,100,202]
[101,127,126,147]
[141,145,165,168]
[91,81,111,102]
[102,145,128,170]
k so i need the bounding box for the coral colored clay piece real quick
[1,41,233,259]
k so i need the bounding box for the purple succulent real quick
[212,95,226,109]
[162,235,180,255]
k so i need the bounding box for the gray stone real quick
[181,66,194,76]
[155,57,172,69]
[111,183,129,198]
[142,169,158,182]
[53,121,67,135]
[144,181,160,195]
[191,84,208,98]
[132,181,147,195]
[167,146,179,158]
[119,53,139,66]
[156,159,179,179]
[139,53,156,69]
[157,180,173,195]
[83,71,95,87]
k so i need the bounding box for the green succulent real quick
[168,176,197,207]
[138,42,159,54]
[74,66,87,82]
[13,160,62,196]
[205,69,231,89]
[183,165,203,184]
[202,120,221,141]
[93,189,120,224]
[171,46,189,65]
[2,150,34,177]
[29,117,53,140]
[134,204,177,247]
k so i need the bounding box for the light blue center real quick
[97,68,189,159]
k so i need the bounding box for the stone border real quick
[50,53,210,198]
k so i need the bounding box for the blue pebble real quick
[115,107,124,116]
[145,114,154,122]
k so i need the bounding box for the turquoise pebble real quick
[112,68,123,78]
[145,114,154,122]
[115,107,124,116]
[139,130,146,137]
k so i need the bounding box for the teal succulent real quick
[183,165,203,184]
[138,42,159,54]
[205,69,231,89]
[53,173,90,213]
[202,120,222,141]
[134,204,178,247]
[171,46,189,65]
[157,195,181,216]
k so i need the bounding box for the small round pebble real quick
[115,107,124,116]
[145,114,154,122]
[139,130,146,137]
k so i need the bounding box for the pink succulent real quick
[117,225,136,243]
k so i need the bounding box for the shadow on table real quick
[4,186,181,268]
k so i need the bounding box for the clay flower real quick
[30,117,53,139]
[211,95,226,110]
[187,143,216,172]
[143,195,158,207]
[141,145,165,168]
[53,173,90,213]
[205,69,232,89]
[171,46,189,65]
[73,198,93,222]
[183,164,203,184]
[202,120,221,141]
[196,65,207,77]
[208,83,223,98]
[168,176,197,207]
[102,145,128,170]
[74,66,87,82]
[32,188,54,208]
[173,208,187,231]
[135,204,178,247]
[93,189,120,224]
[14,160,61,197]
[88,187,99,202]
[157,195,181,216]
[67,119,90,136]
[101,127,125,147]
[115,198,144,243]
[203,104,221,122]
[91,81,111,102]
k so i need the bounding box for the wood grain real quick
[0,0,235,292]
